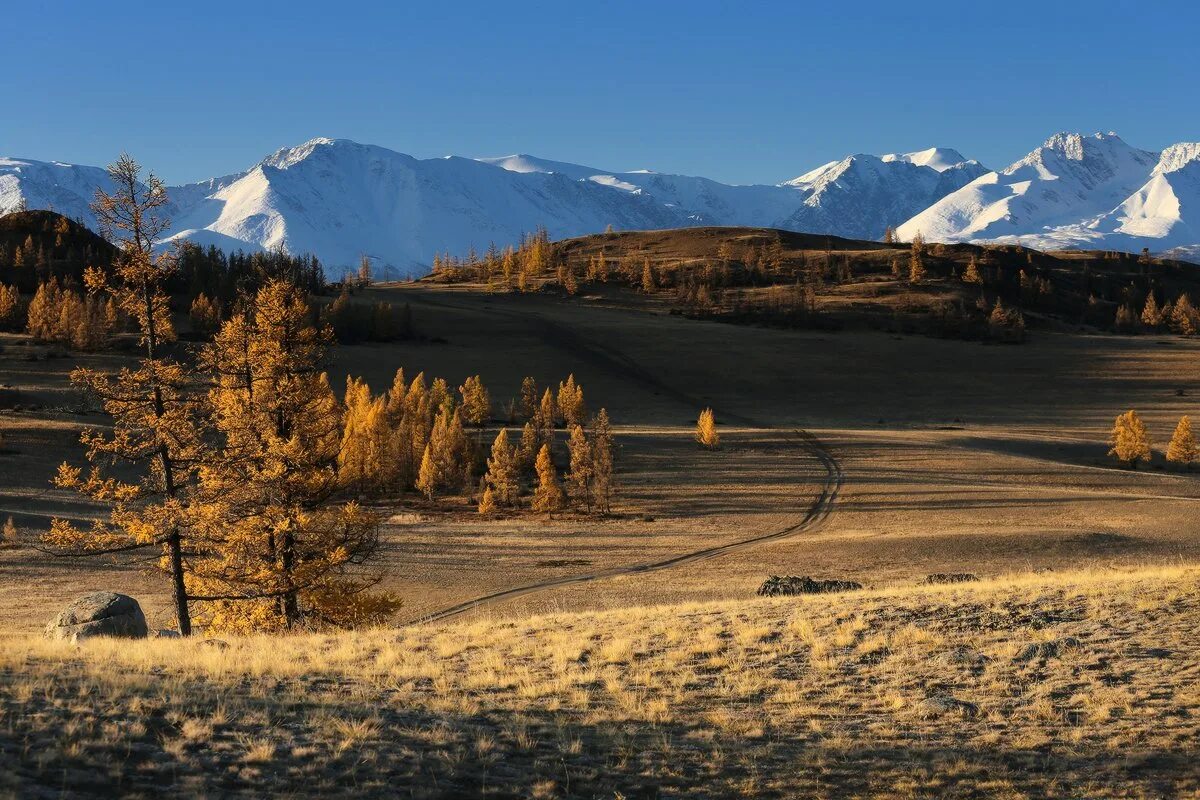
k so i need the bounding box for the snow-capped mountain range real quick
[2,132,1198,275]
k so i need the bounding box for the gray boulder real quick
[757,575,862,596]
[44,592,148,642]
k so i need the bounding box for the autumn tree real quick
[1141,293,1164,329]
[44,155,199,635]
[458,375,491,426]
[537,387,557,439]
[518,420,541,471]
[482,428,520,507]
[0,284,19,329]
[566,424,593,512]
[415,407,469,499]
[589,409,615,514]
[531,444,565,513]
[1170,294,1198,335]
[908,234,926,283]
[1166,415,1198,468]
[195,280,399,631]
[338,377,390,494]
[520,376,539,420]
[1109,410,1152,469]
[189,293,221,338]
[696,408,719,449]
[962,255,983,285]
[557,374,586,427]
[641,258,656,293]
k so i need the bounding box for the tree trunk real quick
[167,528,191,636]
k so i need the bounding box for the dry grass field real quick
[4,281,1200,796]
[3,565,1197,798]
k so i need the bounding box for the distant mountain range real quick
[2,131,1197,275]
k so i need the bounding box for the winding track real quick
[407,291,844,624]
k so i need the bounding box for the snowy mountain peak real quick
[474,153,607,181]
[1155,143,1200,175]
[5,131,1200,273]
[881,147,971,172]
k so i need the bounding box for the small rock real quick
[1014,636,1081,663]
[922,573,980,585]
[44,592,148,643]
[941,645,989,667]
[923,694,980,719]
[757,576,863,596]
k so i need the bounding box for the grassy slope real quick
[3,564,1198,798]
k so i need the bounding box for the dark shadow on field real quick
[6,669,1196,799]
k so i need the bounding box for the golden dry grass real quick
[3,563,1199,798]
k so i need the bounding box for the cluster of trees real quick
[476,403,615,515]
[0,211,113,291]
[1109,410,1199,470]
[173,240,326,306]
[1116,292,1200,335]
[429,228,556,292]
[11,275,131,349]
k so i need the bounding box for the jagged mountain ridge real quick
[0,139,987,276]
[2,132,1198,274]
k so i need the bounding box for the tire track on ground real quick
[406,291,843,624]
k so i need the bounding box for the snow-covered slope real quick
[897,132,1162,246]
[881,147,974,172]
[0,158,116,227]
[9,131,1198,274]
[164,139,691,276]
[778,154,988,240]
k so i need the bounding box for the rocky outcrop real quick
[44,592,148,643]
[757,576,862,596]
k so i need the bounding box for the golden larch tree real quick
[589,409,615,514]
[1108,410,1152,469]
[520,376,539,420]
[566,424,593,512]
[1166,415,1198,467]
[531,444,565,513]
[44,155,201,635]
[194,280,399,632]
[557,374,587,427]
[962,255,983,284]
[458,375,491,426]
[696,408,720,449]
[483,428,520,506]
[1141,293,1163,329]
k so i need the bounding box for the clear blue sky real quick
[3,0,1196,185]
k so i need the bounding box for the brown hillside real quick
[0,210,115,291]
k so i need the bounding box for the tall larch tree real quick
[458,375,491,426]
[696,408,720,449]
[1166,415,1198,468]
[520,376,539,420]
[589,409,615,514]
[531,444,565,513]
[483,428,520,507]
[1141,293,1163,330]
[557,374,587,427]
[962,255,983,284]
[44,155,202,636]
[518,420,541,471]
[195,280,399,632]
[1108,410,1152,469]
[566,424,593,512]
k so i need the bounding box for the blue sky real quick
[3,0,1196,185]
